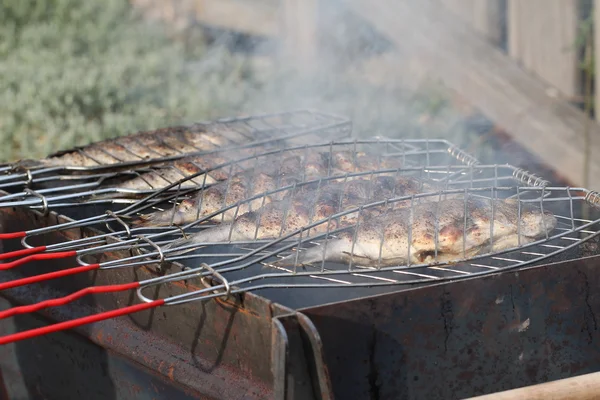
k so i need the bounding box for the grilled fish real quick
[115,148,402,191]
[38,124,248,167]
[161,176,433,249]
[273,197,558,268]
[114,153,241,191]
[132,151,405,227]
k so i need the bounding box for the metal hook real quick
[198,263,231,298]
[105,210,131,239]
[24,188,49,216]
[136,235,165,270]
[25,169,33,187]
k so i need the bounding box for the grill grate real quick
[1,135,599,343]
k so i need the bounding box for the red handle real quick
[0,263,101,291]
[0,250,77,270]
[0,281,140,319]
[0,246,46,261]
[0,299,165,345]
[0,232,26,240]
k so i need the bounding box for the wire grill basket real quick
[0,133,599,345]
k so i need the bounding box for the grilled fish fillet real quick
[161,176,433,249]
[273,197,558,268]
[132,151,405,226]
[38,124,246,167]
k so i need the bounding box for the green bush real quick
[0,0,257,162]
[0,0,485,164]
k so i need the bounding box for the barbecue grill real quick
[1,112,600,399]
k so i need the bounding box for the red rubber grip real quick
[0,299,164,345]
[0,263,101,291]
[0,251,77,270]
[0,246,46,261]
[0,232,27,240]
[0,281,141,319]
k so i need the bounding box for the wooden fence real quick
[131,0,593,109]
[442,0,585,105]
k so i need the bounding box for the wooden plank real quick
[507,0,579,97]
[440,0,502,44]
[344,0,600,188]
[464,370,600,399]
[194,0,278,36]
[278,0,319,70]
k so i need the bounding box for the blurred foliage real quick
[0,0,488,164]
[0,0,256,162]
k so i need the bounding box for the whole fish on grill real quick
[115,148,402,192]
[131,150,405,226]
[161,175,433,250]
[114,153,241,191]
[272,197,558,268]
[33,124,249,168]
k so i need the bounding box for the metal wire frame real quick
[3,182,578,308]
[1,185,598,313]
[0,162,597,344]
[0,137,479,213]
[9,163,556,266]
[0,144,556,297]
[122,185,600,306]
[0,109,351,192]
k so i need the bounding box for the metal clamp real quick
[136,235,165,270]
[24,188,49,216]
[199,262,231,299]
[25,169,33,187]
[105,210,131,238]
[173,225,189,240]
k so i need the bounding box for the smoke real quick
[133,0,497,161]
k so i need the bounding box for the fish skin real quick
[131,150,407,227]
[114,154,240,191]
[161,176,432,251]
[40,125,237,167]
[272,197,558,268]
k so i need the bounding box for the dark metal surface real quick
[298,254,600,399]
[271,314,334,400]
[0,205,294,400]
[0,296,211,400]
